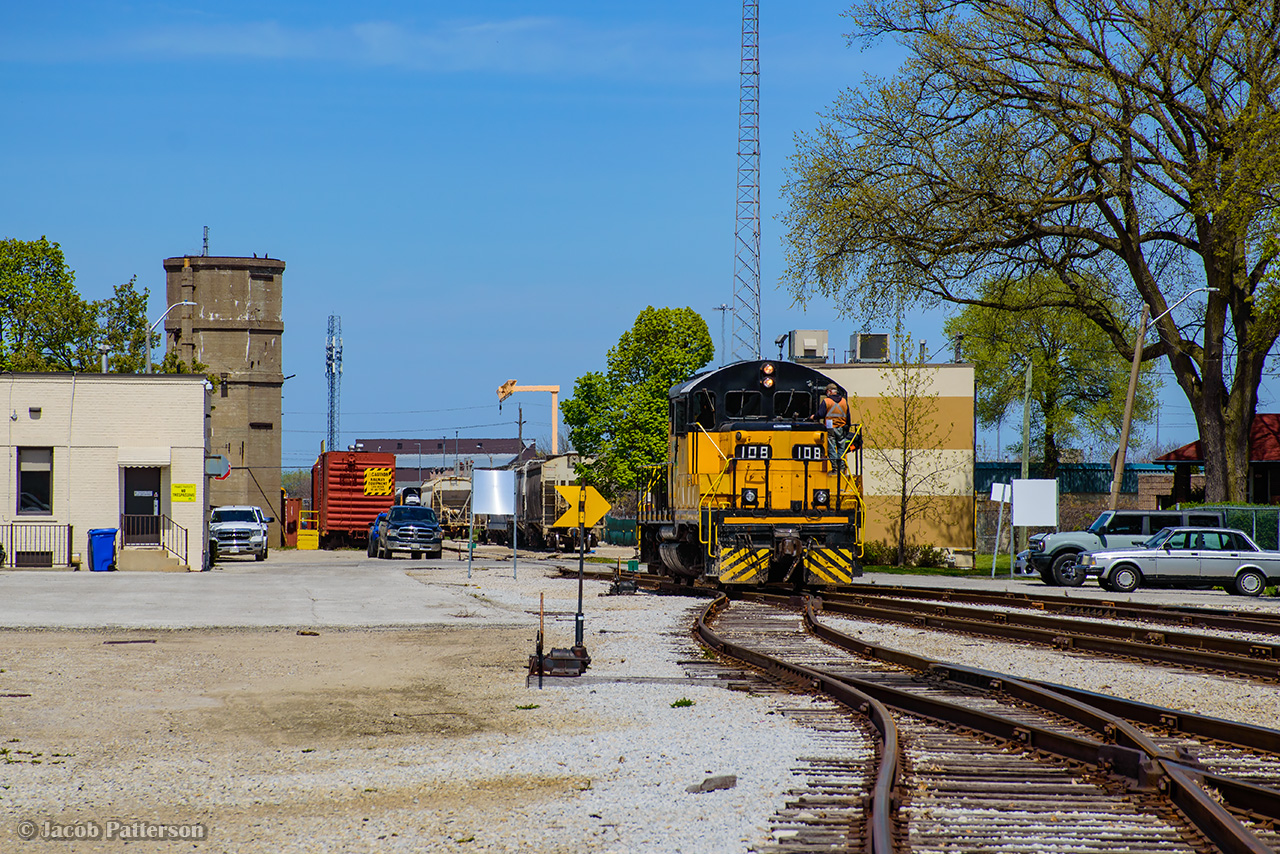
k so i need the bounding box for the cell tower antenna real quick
[326,315,343,451]
[731,0,762,361]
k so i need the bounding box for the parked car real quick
[210,505,273,561]
[374,505,443,560]
[1027,508,1225,586]
[1078,527,1280,596]
[367,512,388,557]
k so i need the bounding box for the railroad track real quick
[694,593,1280,853]
[772,586,1280,682]
[836,582,1280,636]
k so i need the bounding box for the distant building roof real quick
[1154,414,1280,463]
[356,437,531,456]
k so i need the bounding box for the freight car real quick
[637,360,864,586]
[489,454,599,550]
[310,451,397,548]
[424,474,473,539]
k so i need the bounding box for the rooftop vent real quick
[851,333,889,363]
[786,330,828,365]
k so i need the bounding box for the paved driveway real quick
[0,549,552,629]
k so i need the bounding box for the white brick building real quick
[0,374,209,571]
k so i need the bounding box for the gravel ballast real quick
[4,553,1280,852]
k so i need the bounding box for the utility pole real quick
[1018,360,1032,552]
[1110,304,1148,510]
[1020,360,1032,482]
[712,303,730,366]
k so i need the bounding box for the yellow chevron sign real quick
[552,485,611,528]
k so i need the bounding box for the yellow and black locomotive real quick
[638,360,864,586]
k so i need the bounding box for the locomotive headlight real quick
[813,489,830,507]
[762,363,775,375]
[762,376,774,388]
[741,488,759,506]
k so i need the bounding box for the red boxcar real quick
[311,451,397,548]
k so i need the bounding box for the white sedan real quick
[1078,527,1280,596]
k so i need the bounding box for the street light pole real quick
[145,300,197,373]
[1108,288,1217,510]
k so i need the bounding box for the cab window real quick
[1087,512,1113,533]
[691,390,717,430]
[724,391,763,418]
[773,390,812,420]
[1163,530,1191,549]
[1107,514,1144,535]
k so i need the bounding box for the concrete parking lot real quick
[0,547,602,629]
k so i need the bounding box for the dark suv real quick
[1027,508,1225,586]
[374,506,443,560]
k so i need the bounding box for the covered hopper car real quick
[488,454,598,550]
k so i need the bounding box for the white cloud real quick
[14,16,734,82]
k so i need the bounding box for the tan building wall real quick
[0,374,208,568]
[825,362,976,554]
[163,256,284,539]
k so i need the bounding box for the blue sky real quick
[1,2,1245,468]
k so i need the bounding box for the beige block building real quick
[163,255,284,542]
[0,374,210,571]
[824,362,976,557]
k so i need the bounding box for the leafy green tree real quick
[99,277,154,374]
[782,0,1280,502]
[945,275,1161,474]
[0,237,160,373]
[562,307,714,496]
[0,236,97,371]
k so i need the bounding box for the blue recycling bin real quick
[88,528,118,572]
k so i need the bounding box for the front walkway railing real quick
[121,514,188,566]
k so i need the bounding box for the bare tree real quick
[865,331,959,565]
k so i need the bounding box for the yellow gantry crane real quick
[497,380,561,454]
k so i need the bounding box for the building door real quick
[124,467,161,545]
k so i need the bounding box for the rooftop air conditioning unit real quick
[851,333,889,363]
[787,330,828,365]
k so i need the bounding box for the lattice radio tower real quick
[731,0,762,361]
[326,315,343,452]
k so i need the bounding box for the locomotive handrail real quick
[697,456,735,550]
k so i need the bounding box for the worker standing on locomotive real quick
[816,383,851,473]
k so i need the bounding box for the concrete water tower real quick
[162,254,285,541]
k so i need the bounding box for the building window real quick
[18,447,52,514]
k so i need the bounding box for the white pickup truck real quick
[210,505,272,561]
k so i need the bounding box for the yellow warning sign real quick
[363,467,394,496]
[171,483,197,502]
[552,484,611,529]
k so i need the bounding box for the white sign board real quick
[989,482,1011,503]
[1011,479,1058,527]
[472,469,515,515]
